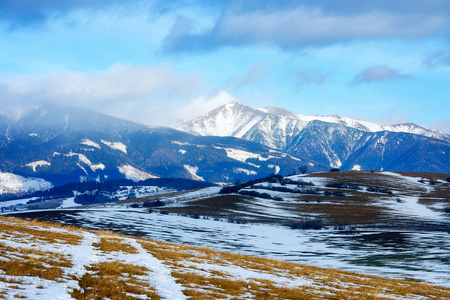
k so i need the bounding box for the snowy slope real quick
[176,102,450,171]
[0,171,52,195]
[177,102,449,147]
[2,216,448,298]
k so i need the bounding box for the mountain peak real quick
[176,102,450,150]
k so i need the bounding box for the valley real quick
[7,171,450,290]
[0,102,449,298]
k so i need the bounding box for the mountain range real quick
[176,102,450,172]
[0,102,449,193]
[0,105,304,191]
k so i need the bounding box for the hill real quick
[9,171,450,287]
[0,216,449,299]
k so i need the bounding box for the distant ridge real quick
[176,102,450,172]
[0,104,306,187]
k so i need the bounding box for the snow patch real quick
[172,141,190,146]
[0,171,52,195]
[184,165,204,181]
[352,164,362,171]
[217,147,269,167]
[66,152,105,172]
[388,196,446,221]
[81,139,100,149]
[118,165,157,182]
[26,160,51,172]
[235,168,257,175]
[268,165,280,174]
[101,139,127,153]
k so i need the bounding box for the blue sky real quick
[0,0,449,133]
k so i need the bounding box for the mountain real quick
[0,104,305,187]
[175,102,450,173]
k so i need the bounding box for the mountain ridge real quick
[175,102,450,172]
[0,104,307,188]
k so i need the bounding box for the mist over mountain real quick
[176,102,450,173]
[0,104,306,189]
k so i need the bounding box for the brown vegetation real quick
[0,215,449,299]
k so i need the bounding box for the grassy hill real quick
[0,216,449,299]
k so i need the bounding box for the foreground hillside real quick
[0,217,449,299]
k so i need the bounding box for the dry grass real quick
[70,262,160,300]
[0,216,82,245]
[158,171,450,226]
[0,216,449,299]
[139,239,450,299]
[0,258,64,281]
[93,236,138,254]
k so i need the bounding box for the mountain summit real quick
[176,102,450,172]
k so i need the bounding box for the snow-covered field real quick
[3,170,450,294]
[38,208,448,288]
[2,216,448,299]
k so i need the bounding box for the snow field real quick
[71,210,450,288]
[0,216,449,299]
[0,172,53,195]
[118,164,158,181]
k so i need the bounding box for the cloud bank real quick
[0,64,230,125]
[162,3,448,53]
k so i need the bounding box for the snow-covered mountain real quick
[0,104,306,188]
[176,102,450,172]
[177,102,449,146]
[0,171,52,195]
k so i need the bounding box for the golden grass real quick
[0,258,64,281]
[93,236,138,254]
[0,216,82,245]
[139,239,450,299]
[70,262,160,300]
[0,216,450,300]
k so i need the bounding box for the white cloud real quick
[432,119,450,134]
[373,115,409,126]
[1,64,210,125]
[173,90,235,122]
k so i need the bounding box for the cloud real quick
[162,5,448,53]
[173,90,236,121]
[352,65,412,84]
[0,0,141,28]
[373,115,409,126]
[294,68,332,85]
[423,50,450,68]
[432,119,450,134]
[0,63,210,125]
[225,62,267,92]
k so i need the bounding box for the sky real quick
[0,0,449,133]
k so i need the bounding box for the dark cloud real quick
[423,50,450,67]
[353,65,412,84]
[162,0,450,53]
